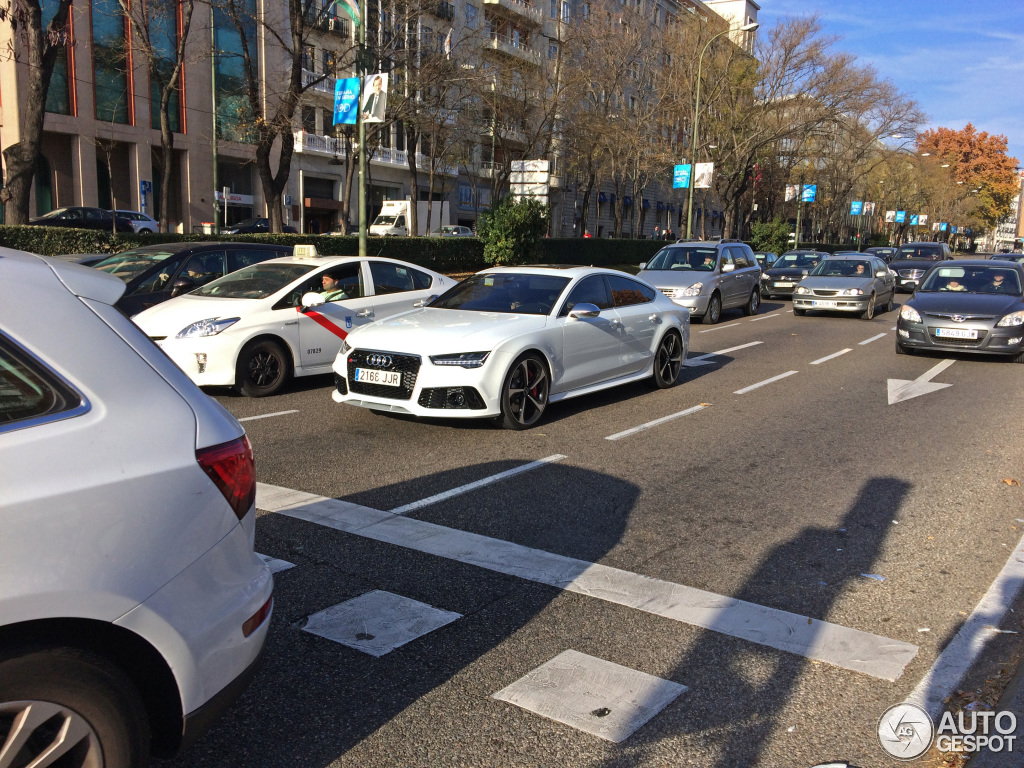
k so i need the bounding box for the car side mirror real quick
[412,294,438,308]
[301,292,325,308]
[638,262,647,270]
[721,263,735,272]
[170,277,195,298]
[875,269,888,278]
[568,303,601,320]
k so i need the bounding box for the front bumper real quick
[761,279,800,296]
[663,295,709,315]
[152,335,242,387]
[332,350,506,418]
[793,295,870,312]
[896,319,1024,354]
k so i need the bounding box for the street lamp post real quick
[685,21,758,239]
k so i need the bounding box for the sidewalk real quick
[969,660,1024,768]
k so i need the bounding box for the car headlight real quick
[760,273,771,280]
[900,305,922,323]
[801,270,809,276]
[338,339,351,355]
[796,286,809,294]
[842,288,864,296]
[681,282,703,297]
[996,311,1024,327]
[430,352,490,368]
[175,317,240,338]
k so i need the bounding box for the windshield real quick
[93,249,177,283]
[773,252,822,269]
[373,215,399,226]
[195,263,312,299]
[644,246,719,271]
[231,218,261,229]
[430,273,571,314]
[919,265,1023,295]
[897,246,942,260]
[810,260,874,277]
[35,208,70,220]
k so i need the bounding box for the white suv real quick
[0,249,273,766]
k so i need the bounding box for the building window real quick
[92,0,130,124]
[214,0,258,143]
[549,0,557,18]
[302,45,316,71]
[43,0,73,115]
[561,1,570,21]
[302,106,317,133]
[465,3,478,27]
[548,43,557,60]
[149,1,182,132]
[321,48,337,76]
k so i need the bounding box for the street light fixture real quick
[685,21,759,239]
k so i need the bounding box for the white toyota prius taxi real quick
[133,246,454,396]
[331,265,689,429]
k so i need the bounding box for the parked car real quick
[0,248,273,766]
[331,266,689,429]
[115,209,160,233]
[28,206,134,233]
[49,252,111,267]
[637,240,762,324]
[221,217,297,234]
[793,255,896,320]
[865,246,898,262]
[91,241,290,316]
[890,241,954,292]
[753,251,778,268]
[896,260,1024,362]
[760,250,827,299]
[133,250,455,397]
[429,225,475,237]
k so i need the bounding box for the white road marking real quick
[492,650,687,742]
[887,359,956,405]
[890,326,898,331]
[734,370,799,395]
[684,341,764,367]
[257,554,295,574]
[906,528,1024,717]
[238,410,299,422]
[605,405,707,441]
[257,482,918,680]
[389,454,567,515]
[303,590,462,657]
[811,349,852,365]
[859,333,888,346]
[748,313,779,322]
[699,323,743,334]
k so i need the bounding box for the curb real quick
[968,659,1024,768]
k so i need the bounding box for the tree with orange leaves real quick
[916,124,1019,229]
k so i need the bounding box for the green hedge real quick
[536,238,668,267]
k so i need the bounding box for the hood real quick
[766,266,812,278]
[133,293,260,335]
[890,258,940,270]
[637,269,712,288]
[909,291,1024,317]
[347,308,550,353]
[800,276,877,291]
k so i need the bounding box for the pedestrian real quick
[583,231,592,239]
[653,225,661,240]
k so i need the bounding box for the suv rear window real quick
[0,334,85,432]
[897,245,943,260]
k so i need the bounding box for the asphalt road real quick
[158,292,1024,768]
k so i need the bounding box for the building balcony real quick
[292,132,456,176]
[434,1,455,21]
[542,18,568,40]
[484,0,543,26]
[301,68,335,98]
[484,34,542,66]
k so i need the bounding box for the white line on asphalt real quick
[890,326,898,331]
[699,323,742,334]
[685,341,765,367]
[256,483,919,680]
[734,371,799,394]
[810,349,852,365]
[906,528,1024,717]
[238,410,299,422]
[859,333,888,346]
[713,341,764,356]
[748,313,779,322]
[389,455,567,515]
[605,405,708,441]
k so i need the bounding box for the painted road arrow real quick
[887,359,956,405]
[684,341,763,367]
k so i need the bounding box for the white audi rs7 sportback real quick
[331,265,689,429]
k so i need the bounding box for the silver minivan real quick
[637,240,762,323]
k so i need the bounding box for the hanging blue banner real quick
[850,201,862,215]
[333,77,361,125]
[801,184,817,202]
[910,214,919,225]
[940,222,948,231]
[895,210,906,223]
[673,164,691,189]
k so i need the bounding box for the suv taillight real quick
[197,436,256,520]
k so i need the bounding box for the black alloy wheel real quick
[238,339,291,397]
[652,331,683,388]
[499,353,549,430]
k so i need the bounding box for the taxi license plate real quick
[935,328,978,340]
[775,282,794,288]
[355,367,402,386]
[811,300,838,308]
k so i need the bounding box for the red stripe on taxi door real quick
[298,307,349,340]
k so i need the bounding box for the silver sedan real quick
[792,256,896,320]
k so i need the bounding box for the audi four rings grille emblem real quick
[368,354,393,367]
[951,315,966,323]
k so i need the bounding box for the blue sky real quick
[759,0,1024,165]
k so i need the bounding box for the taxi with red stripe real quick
[132,245,454,396]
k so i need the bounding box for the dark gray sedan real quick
[896,260,1024,362]
[792,256,896,320]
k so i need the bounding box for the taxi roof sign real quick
[293,244,319,259]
